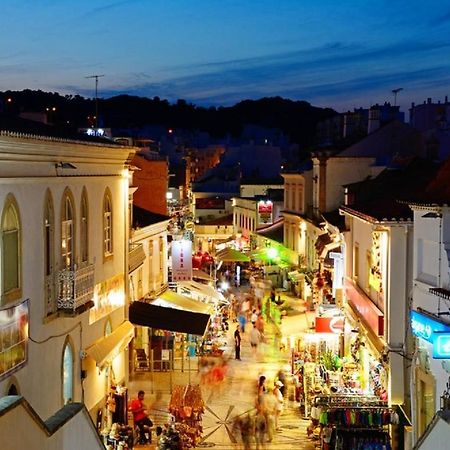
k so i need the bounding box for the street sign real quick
[433,332,450,359]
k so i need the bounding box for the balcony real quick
[57,263,95,314]
[129,243,146,273]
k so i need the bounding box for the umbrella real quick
[215,247,250,262]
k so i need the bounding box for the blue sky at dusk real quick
[2,0,450,113]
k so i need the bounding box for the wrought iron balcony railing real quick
[57,263,95,313]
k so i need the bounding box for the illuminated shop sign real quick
[258,200,273,224]
[432,333,450,359]
[315,316,345,334]
[78,127,112,138]
[411,310,449,343]
[172,239,193,281]
[0,299,29,381]
[89,274,125,324]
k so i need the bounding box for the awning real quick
[178,280,227,304]
[288,270,303,282]
[157,289,213,314]
[192,268,213,281]
[129,301,210,335]
[86,320,134,368]
[215,247,250,262]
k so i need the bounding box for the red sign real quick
[315,316,344,333]
[258,201,273,224]
[345,279,384,336]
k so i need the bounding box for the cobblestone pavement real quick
[131,288,317,449]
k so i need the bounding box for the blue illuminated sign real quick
[411,310,450,343]
[433,333,450,359]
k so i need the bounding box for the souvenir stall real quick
[100,384,135,449]
[164,384,205,449]
[310,394,398,449]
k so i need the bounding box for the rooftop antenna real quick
[391,88,403,106]
[85,74,105,127]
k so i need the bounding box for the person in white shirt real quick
[249,324,261,353]
[273,381,284,431]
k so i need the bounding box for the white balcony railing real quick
[57,263,95,312]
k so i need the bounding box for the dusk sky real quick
[2,0,450,113]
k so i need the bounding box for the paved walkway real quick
[130,287,317,449]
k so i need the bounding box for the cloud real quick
[55,37,450,109]
[430,10,450,26]
[80,0,143,17]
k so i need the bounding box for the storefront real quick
[410,308,450,441]
[84,320,135,447]
[129,292,212,373]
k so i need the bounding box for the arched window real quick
[61,190,75,269]
[1,195,21,303]
[103,189,113,257]
[7,384,18,396]
[44,190,55,315]
[104,319,112,337]
[80,189,88,264]
[62,339,74,404]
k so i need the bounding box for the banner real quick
[172,240,193,281]
[0,299,28,381]
[89,274,125,324]
[258,200,273,224]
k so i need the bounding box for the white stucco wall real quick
[0,136,133,425]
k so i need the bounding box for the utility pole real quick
[85,74,105,127]
[391,87,403,107]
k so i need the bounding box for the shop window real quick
[62,339,74,405]
[61,190,75,269]
[7,383,18,396]
[105,319,112,337]
[103,189,113,258]
[44,190,55,315]
[80,189,89,263]
[1,194,21,304]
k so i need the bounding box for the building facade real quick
[0,131,135,448]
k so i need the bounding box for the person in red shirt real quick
[129,390,153,444]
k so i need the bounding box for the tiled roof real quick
[337,121,423,163]
[132,205,170,228]
[342,158,440,221]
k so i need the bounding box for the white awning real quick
[192,268,213,281]
[178,280,227,304]
[155,289,213,314]
[86,320,134,368]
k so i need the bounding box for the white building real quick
[0,129,136,449]
[409,199,450,447]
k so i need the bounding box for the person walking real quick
[234,325,241,360]
[249,324,261,355]
[129,390,153,444]
[272,381,284,431]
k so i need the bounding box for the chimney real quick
[445,96,448,104]
[368,108,381,134]
[428,98,432,104]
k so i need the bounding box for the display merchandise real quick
[168,384,204,448]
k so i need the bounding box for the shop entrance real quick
[416,367,435,438]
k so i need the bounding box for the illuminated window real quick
[61,191,75,269]
[103,189,113,257]
[62,339,74,404]
[80,189,88,263]
[44,190,55,314]
[1,195,21,303]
